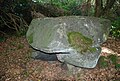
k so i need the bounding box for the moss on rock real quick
[27,33,33,44]
[67,32,96,54]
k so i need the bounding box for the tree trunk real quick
[87,0,91,16]
[94,0,103,17]
[95,0,116,17]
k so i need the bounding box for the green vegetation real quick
[18,44,24,49]
[110,17,120,38]
[34,0,87,16]
[67,32,96,53]
[0,37,5,42]
[99,56,108,68]
[99,55,120,69]
[108,54,117,64]
[115,64,120,69]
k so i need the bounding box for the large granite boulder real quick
[26,16,111,68]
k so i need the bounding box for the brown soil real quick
[0,36,120,81]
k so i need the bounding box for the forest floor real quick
[0,36,120,81]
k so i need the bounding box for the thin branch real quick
[0,16,15,29]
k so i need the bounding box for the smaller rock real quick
[31,50,58,61]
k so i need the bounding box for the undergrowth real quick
[98,54,120,69]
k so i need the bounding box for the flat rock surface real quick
[27,16,111,52]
